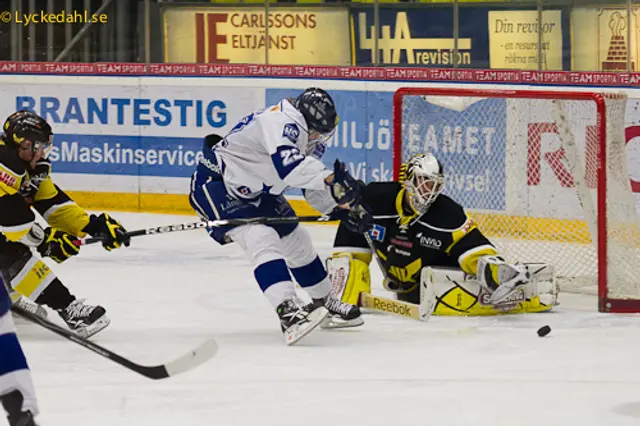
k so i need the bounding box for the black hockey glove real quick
[328,204,369,234]
[329,160,362,207]
[83,213,131,251]
[37,227,80,264]
[328,202,374,234]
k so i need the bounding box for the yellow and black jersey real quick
[333,182,498,286]
[0,144,90,243]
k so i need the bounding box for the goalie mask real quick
[401,153,445,216]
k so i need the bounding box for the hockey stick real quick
[78,215,335,246]
[362,232,435,321]
[11,305,218,380]
[359,292,422,320]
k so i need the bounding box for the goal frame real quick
[392,87,637,313]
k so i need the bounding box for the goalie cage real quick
[393,87,640,313]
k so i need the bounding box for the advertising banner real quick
[352,7,569,70]
[488,10,564,70]
[400,96,506,211]
[351,6,487,67]
[1,83,262,188]
[2,63,640,216]
[163,7,351,66]
[572,7,640,72]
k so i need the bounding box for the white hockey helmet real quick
[400,153,445,215]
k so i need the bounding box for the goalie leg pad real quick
[326,253,371,306]
[422,265,556,316]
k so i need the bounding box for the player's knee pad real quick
[228,224,284,267]
[280,226,316,268]
[326,253,371,306]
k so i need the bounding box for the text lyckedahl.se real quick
[1,10,108,25]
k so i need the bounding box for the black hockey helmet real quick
[293,88,339,135]
[2,110,53,154]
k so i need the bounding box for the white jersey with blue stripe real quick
[198,99,332,200]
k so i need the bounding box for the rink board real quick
[1,71,640,241]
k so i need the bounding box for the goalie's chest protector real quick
[364,183,473,283]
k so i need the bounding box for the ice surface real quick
[13,212,640,426]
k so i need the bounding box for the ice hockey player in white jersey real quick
[0,277,39,426]
[189,88,373,345]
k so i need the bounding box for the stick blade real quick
[163,339,219,377]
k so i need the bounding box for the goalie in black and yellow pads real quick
[327,153,557,317]
[0,110,130,337]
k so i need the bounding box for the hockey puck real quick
[537,325,551,337]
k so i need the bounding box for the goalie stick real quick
[362,232,436,321]
[11,305,218,380]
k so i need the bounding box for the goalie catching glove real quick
[82,213,130,251]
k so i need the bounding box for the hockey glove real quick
[328,202,373,234]
[83,213,131,251]
[37,227,80,263]
[329,160,362,207]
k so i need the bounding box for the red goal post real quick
[392,87,640,313]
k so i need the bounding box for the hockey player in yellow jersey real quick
[0,110,130,337]
[327,153,558,316]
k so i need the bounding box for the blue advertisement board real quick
[47,134,203,178]
[400,96,506,210]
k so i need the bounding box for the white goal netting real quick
[396,88,640,308]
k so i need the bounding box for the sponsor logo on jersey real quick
[282,123,300,143]
[237,186,252,196]
[416,232,443,249]
[199,157,223,175]
[0,169,16,187]
[460,218,475,234]
[391,237,412,249]
[368,224,386,242]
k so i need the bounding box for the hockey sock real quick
[254,259,297,309]
[290,256,331,300]
[34,279,75,311]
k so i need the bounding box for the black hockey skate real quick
[58,299,110,338]
[276,299,329,346]
[310,296,363,329]
[1,390,38,426]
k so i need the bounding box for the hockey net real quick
[393,87,640,312]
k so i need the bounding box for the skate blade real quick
[285,307,329,346]
[73,316,111,339]
[320,316,364,329]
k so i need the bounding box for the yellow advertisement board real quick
[163,7,351,66]
[488,10,563,70]
[572,7,639,72]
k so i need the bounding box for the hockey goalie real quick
[327,153,558,316]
